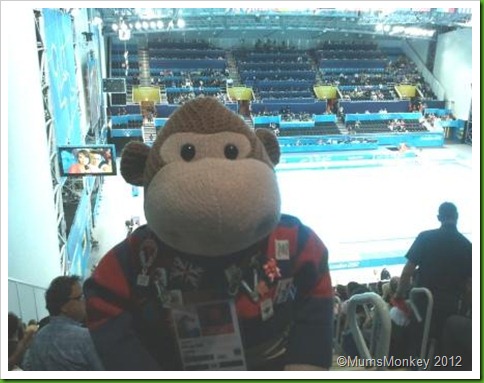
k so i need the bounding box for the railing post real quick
[346,292,392,370]
[408,287,434,363]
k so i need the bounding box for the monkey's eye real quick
[224,144,239,160]
[180,144,196,161]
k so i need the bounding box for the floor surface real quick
[90,143,474,285]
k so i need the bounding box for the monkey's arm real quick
[285,225,334,370]
[84,241,161,371]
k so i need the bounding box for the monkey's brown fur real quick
[120,97,281,256]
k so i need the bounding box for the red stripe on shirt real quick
[93,250,131,300]
[311,272,334,299]
[86,296,124,329]
[294,230,328,272]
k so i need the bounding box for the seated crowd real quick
[166,91,230,105]
[10,259,471,371]
[8,276,104,371]
[333,268,472,370]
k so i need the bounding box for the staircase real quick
[142,122,157,145]
[158,83,168,104]
[126,83,133,103]
[336,118,348,135]
[225,51,242,86]
[138,48,151,87]
[243,115,254,129]
[308,50,324,85]
[136,47,167,104]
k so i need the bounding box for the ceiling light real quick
[142,21,149,29]
[150,21,157,29]
[156,20,164,29]
[177,19,185,28]
[118,29,131,41]
[111,23,119,31]
[135,21,142,30]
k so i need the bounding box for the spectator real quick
[395,202,472,355]
[8,313,37,371]
[381,276,399,306]
[22,276,104,371]
[334,284,349,302]
[380,268,391,281]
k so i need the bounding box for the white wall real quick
[406,38,430,65]
[5,6,61,289]
[433,28,472,119]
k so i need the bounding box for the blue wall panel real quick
[345,112,422,122]
[340,100,410,114]
[43,9,82,145]
[251,101,327,114]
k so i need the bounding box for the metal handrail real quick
[8,278,48,291]
[8,278,48,322]
[409,287,434,362]
[346,292,392,370]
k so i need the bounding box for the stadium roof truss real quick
[95,8,473,41]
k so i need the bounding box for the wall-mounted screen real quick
[58,145,117,177]
[102,78,126,93]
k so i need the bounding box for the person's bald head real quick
[438,202,458,224]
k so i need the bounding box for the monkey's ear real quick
[255,128,280,166]
[120,141,151,186]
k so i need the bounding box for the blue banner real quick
[43,9,82,145]
[345,112,422,122]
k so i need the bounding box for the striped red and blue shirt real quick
[85,214,333,370]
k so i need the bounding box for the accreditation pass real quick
[171,300,247,370]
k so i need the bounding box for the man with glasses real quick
[22,275,104,370]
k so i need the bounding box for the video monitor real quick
[58,144,117,177]
[102,78,126,93]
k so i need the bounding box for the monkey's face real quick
[144,130,280,256]
[121,97,282,257]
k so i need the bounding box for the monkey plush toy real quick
[85,97,333,371]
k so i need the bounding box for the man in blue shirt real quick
[22,275,104,371]
[395,202,472,357]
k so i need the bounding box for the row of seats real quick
[108,43,438,107]
[111,121,143,130]
[316,50,387,60]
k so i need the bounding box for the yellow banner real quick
[313,86,338,100]
[395,84,417,99]
[227,87,253,101]
[133,86,161,103]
